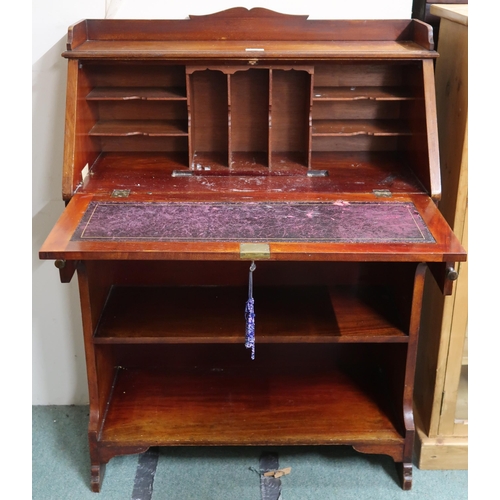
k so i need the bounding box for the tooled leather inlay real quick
[72,201,435,243]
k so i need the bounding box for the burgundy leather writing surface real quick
[72,201,435,243]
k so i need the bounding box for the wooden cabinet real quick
[39,8,466,493]
[414,4,468,469]
[411,0,468,45]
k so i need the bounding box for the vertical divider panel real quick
[186,67,229,170]
[231,69,270,170]
[307,70,314,170]
[227,73,232,170]
[270,68,312,170]
[268,69,273,170]
[185,68,193,170]
[185,65,313,174]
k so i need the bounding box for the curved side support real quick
[91,463,105,493]
[403,262,428,439]
[352,444,412,490]
[99,445,150,465]
[89,444,150,492]
[396,462,413,491]
[352,443,403,463]
[395,262,427,491]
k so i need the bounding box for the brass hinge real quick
[373,189,392,198]
[172,170,194,177]
[111,189,130,198]
[307,170,329,177]
[240,243,271,259]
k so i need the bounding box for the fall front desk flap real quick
[39,194,465,263]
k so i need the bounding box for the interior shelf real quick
[87,87,187,100]
[312,120,411,137]
[312,86,415,101]
[269,152,309,173]
[191,151,229,171]
[94,285,408,344]
[98,345,405,447]
[89,120,188,137]
[230,152,269,170]
[80,151,426,194]
[193,152,310,174]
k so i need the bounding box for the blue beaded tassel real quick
[245,261,256,360]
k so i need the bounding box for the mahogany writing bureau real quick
[39,8,466,493]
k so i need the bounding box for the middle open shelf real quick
[93,284,409,344]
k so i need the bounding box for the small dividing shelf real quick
[190,151,309,174]
[89,120,188,137]
[312,120,411,137]
[87,87,187,101]
[312,86,415,101]
[93,285,408,344]
[98,347,405,448]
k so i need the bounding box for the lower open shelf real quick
[98,344,405,449]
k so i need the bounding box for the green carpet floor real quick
[32,406,467,500]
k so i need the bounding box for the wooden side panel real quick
[76,262,116,430]
[62,60,100,201]
[412,18,435,50]
[422,59,441,200]
[414,269,445,436]
[401,60,440,200]
[66,19,88,50]
[402,263,427,446]
[62,59,79,200]
[433,21,468,230]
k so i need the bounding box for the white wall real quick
[110,0,412,19]
[32,0,413,405]
[33,0,105,406]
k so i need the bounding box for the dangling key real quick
[245,261,256,360]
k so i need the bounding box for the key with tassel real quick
[245,261,256,360]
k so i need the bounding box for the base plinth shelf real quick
[98,347,405,454]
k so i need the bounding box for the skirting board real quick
[415,410,468,470]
